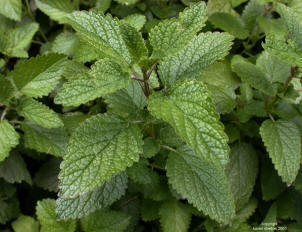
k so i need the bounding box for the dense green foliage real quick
[1,0,302,231]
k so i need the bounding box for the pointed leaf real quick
[10,53,66,97]
[65,11,132,64]
[0,120,19,161]
[158,32,233,86]
[0,0,22,21]
[36,0,74,24]
[18,98,64,129]
[166,146,235,223]
[56,172,128,219]
[22,121,68,157]
[55,59,131,106]
[36,199,76,232]
[260,119,301,184]
[81,209,130,232]
[159,201,191,232]
[59,113,143,197]
[148,79,230,166]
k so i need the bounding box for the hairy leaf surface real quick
[0,120,19,161]
[166,146,235,223]
[59,114,143,197]
[148,79,230,166]
[260,120,301,184]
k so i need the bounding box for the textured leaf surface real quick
[0,152,31,184]
[0,120,19,161]
[104,81,147,117]
[225,143,258,209]
[56,172,128,219]
[256,51,291,84]
[36,0,74,23]
[241,0,263,32]
[120,23,148,64]
[166,146,235,223]
[159,201,191,232]
[12,215,39,232]
[52,32,79,56]
[18,98,63,129]
[36,199,76,232]
[260,120,301,184]
[59,114,143,197]
[0,0,22,21]
[148,79,230,166]
[158,32,233,86]
[81,209,130,232]
[0,22,38,58]
[209,12,249,39]
[231,57,277,96]
[22,121,68,157]
[55,59,131,106]
[122,14,146,31]
[11,53,66,97]
[0,77,15,105]
[277,3,302,51]
[149,2,207,58]
[66,11,132,63]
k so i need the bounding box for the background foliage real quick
[1,0,302,231]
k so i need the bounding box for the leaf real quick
[259,203,277,232]
[260,119,301,184]
[158,32,233,87]
[34,158,61,192]
[114,0,138,5]
[149,2,207,58]
[12,215,39,232]
[261,155,286,201]
[159,201,191,232]
[276,3,302,51]
[225,143,258,209]
[0,0,21,21]
[141,199,160,221]
[0,198,19,224]
[148,79,230,166]
[0,120,19,162]
[128,161,155,185]
[142,137,160,158]
[241,0,264,33]
[73,39,100,63]
[36,0,74,24]
[52,32,79,56]
[65,11,132,64]
[104,81,147,118]
[22,121,68,157]
[59,113,143,197]
[56,172,128,219]
[166,146,235,223]
[235,198,258,222]
[81,209,130,232]
[55,59,131,106]
[122,14,146,31]
[256,51,291,84]
[0,77,15,105]
[10,53,66,97]
[18,98,64,129]
[209,13,249,39]
[207,85,237,114]
[231,57,277,96]
[0,22,39,58]
[0,152,31,185]
[36,199,76,232]
[119,23,148,64]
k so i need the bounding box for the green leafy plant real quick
[1,0,302,231]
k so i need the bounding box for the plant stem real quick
[161,144,177,153]
[1,107,8,121]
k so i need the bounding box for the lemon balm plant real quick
[0,0,302,231]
